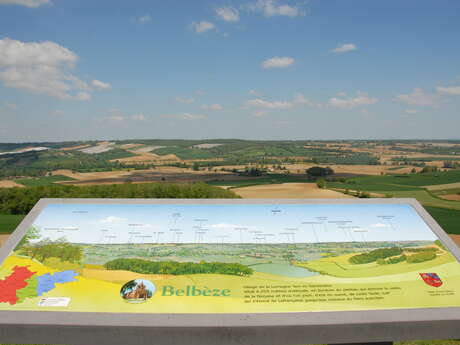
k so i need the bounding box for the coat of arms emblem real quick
[419,273,442,287]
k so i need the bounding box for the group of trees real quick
[104,258,254,276]
[350,246,439,265]
[406,251,437,263]
[349,247,403,264]
[306,166,335,177]
[18,238,83,264]
[0,182,239,215]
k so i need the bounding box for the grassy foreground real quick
[0,214,25,234]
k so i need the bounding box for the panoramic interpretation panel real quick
[1,202,460,313]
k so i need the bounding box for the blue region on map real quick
[36,270,79,296]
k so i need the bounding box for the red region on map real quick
[0,266,36,305]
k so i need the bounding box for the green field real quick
[424,206,460,235]
[325,170,460,233]
[328,170,460,191]
[0,214,25,234]
[153,146,217,159]
[298,247,454,278]
[14,175,75,187]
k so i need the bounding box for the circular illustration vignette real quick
[120,279,156,303]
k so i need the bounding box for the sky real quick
[0,0,459,142]
[30,203,437,244]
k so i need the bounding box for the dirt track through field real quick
[0,180,24,188]
[233,183,354,199]
[439,194,460,201]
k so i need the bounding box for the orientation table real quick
[0,198,459,345]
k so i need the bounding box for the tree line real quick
[350,246,439,265]
[0,182,239,215]
[104,258,254,276]
[18,237,83,264]
[349,247,403,264]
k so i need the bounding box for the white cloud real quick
[248,89,262,96]
[105,115,124,122]
[261,56,294,69]
[394,88,441,107]
[246,98,293,109]
[331,43,357,54]
[75,92,91,101]
[101,109,147,123]
[246,92,315,110]
[195,89,206,95]
[192,21,216,33]
[245,0,305,17]
[92,79,111,90]
[293,92,315,106]
[201,104,223,110]
[137,14,151,24]
[404,109,418,114]
[165,113,207,120]
[0,0,49,7]
[181,113,207,120]
[0,38,106,101]
[175,96,195,104]
[436,86,460,95]
[100,216,127,224]
[328,92,378,109]
[130,113,146,121]
[371,223,391,228]
[252,110,267,117]
[216,7,239,22]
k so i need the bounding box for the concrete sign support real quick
[0,198,459,345]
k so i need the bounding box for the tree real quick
[316,178,326,189]
[306,166,334,177]
[420,166,438,174]
[15,226,40,250]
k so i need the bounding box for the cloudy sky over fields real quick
[0,0,459,142]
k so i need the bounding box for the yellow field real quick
[426,182,460,191]
[0,180,24,188]
[233,183,354,199]
[82,267,174,283]
[298,251,456,278]
[1,254,460,314]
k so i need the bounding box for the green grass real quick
[424,206,460,235]
[379,190,460,211]
[14,175,75,187]
[396,341,460,345]
[299,250,454,278]
[431,187,460,195]
[328,170,460,191]
[0,214,25,234]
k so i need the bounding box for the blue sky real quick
[30,203,437,244]
[0,0,459,142]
